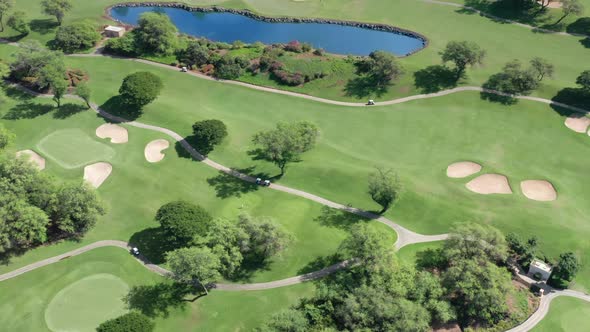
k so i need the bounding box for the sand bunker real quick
[564,115,590,133]
[83,162,112,188]
[16,150,46,170]
[446,161,482,178]
[466,174,513,195]
[520,180,557,202]
[96,124,128,144]
[144,139,170,163]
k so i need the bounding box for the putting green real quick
[44,273,129,332]
[36,129,115,169]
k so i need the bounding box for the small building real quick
[104,25,125,38]
[528,258,553,281]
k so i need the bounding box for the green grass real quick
[36,128,116,168]
[0,246,314,331]
[397,241,445,265]
[44,273,129,332]
[531,296,590,332]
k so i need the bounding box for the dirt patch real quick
[16,149,46,170]
[564,115,590,133]
[144,139,170,163]
[96,124,128,144]
[537,0,562,8]
[83,162,113,188]
[446,161,482,178]
[520,180,557,202]
[466,174,513,194]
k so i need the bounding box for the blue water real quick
[110,6,425,56]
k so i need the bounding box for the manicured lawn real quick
[2,0,589,102]
[37,128,116,168]
[0,246,314,331]
[397,241,445,265]
[531,296,590,332]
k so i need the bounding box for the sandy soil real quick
[446,161,482,178]
[521,180,557,201]
[564,115,590,133]
[537,0,562,8]
[144,139,170,163]
[466,174,513,194]
[16,150,46,170]
[83,162,113,188]
[96,124,128,144]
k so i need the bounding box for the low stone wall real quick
[106,2,429,57]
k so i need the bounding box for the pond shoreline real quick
[105,2,429,57]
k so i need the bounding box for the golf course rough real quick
[37,129,116,169]
[44,273,129,332]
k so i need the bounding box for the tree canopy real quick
[166,246,221,293]
[554,252,580,282]
[0,0,13,32]
[177,41,210,69]
[367,167,401,213]
[358,50,404,87]
[155,201,213,248]
[440,41,485,79]
[192,119,228,155]
[7,11,28,35]
[576,70,590,91]
[41,0,72,25]
[54,21,100,53]
[10,41,67,91]
[119,71,163,109]
[96,312,154,332]
[134,12,178,55]
[252,121,319,175]
[0,124,14,150]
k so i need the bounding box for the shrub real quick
[214,55,244,79]
[156,201,213,247]
[301,42,312,52]
[313,48,325,56]
[201,63,215,75]
[96,312,154,332]
[119,71,163,108]
[66,68,87,86]
[234,55,250,69]
[232,40,245,49]
[54,21,100,52]
[284,40,303,53]
[272,70,305,86]
[104,33,137,56]
[7,11,30,35]
[134,12,178,54]
[192,119,228,154]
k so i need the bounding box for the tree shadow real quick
[2,84,37,102]
[480,73,518,105]
[566,17,590,35]
[551,88,590,114]
[206,167,263,199]
[461,0,554,27]
[227,256,273,283]
[415,248,448,271]
[413,65,458,93]
[313,206,369,231]
[53,103,87,119]
[297,253,342,275]
[124,282,198,318]
[29,19,59,35]
[99,95,142,121]
[129,227,177,265]
[581,37,590,48]
[344,76,389,99]
[3,102,54,120]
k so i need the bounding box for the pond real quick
[109,6,426,56]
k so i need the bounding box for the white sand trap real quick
[564,115,590,133]
[16,149,46,170]
[96,124,128,144]
[446,161,482,178]
[144,139,170,163]
[83,162,112,188]
[466,174,513,195]
[521,180,557,202]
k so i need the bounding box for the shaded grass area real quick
[0,246,313,331]
[531,296,590,331]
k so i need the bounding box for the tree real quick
[134,12,178,54]
[155,201,213,248]
[555,252,580,282]
[54,21,100,52]
[96,312,154,332]
[0,124,13,151]
[440,41,485,80]
[368,167,401,213]
[119,71,163,108]
[555,0,584,25]
[214,55,244,79]
[237,214,293,262]
[7,11,28,35]
[576,70,590,91]
[75,81,91,108]
[0,199,49,253]
[482,60,541,102]
[0,0,13,32]
[339,223,395,270]
[358,50,404,87]
[529,57,554,82]
[192,119,227,155]
[252,121,319,175]
[41,0,72,25]
[10,41,66,89]
[506,232,537,265]
[195,218,247,278]
[177,41,209,69]
[445,223,508,264]
[256,309,310,332]
[166,246,221,294]
[50,183,105,237]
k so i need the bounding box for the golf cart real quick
[131,247,140,256]
[367,100,375,106]
[181,66,188,72]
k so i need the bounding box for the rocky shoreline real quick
[106,2,429,57]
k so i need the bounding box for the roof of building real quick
[105,26,125,32]
[531,259,553,272]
